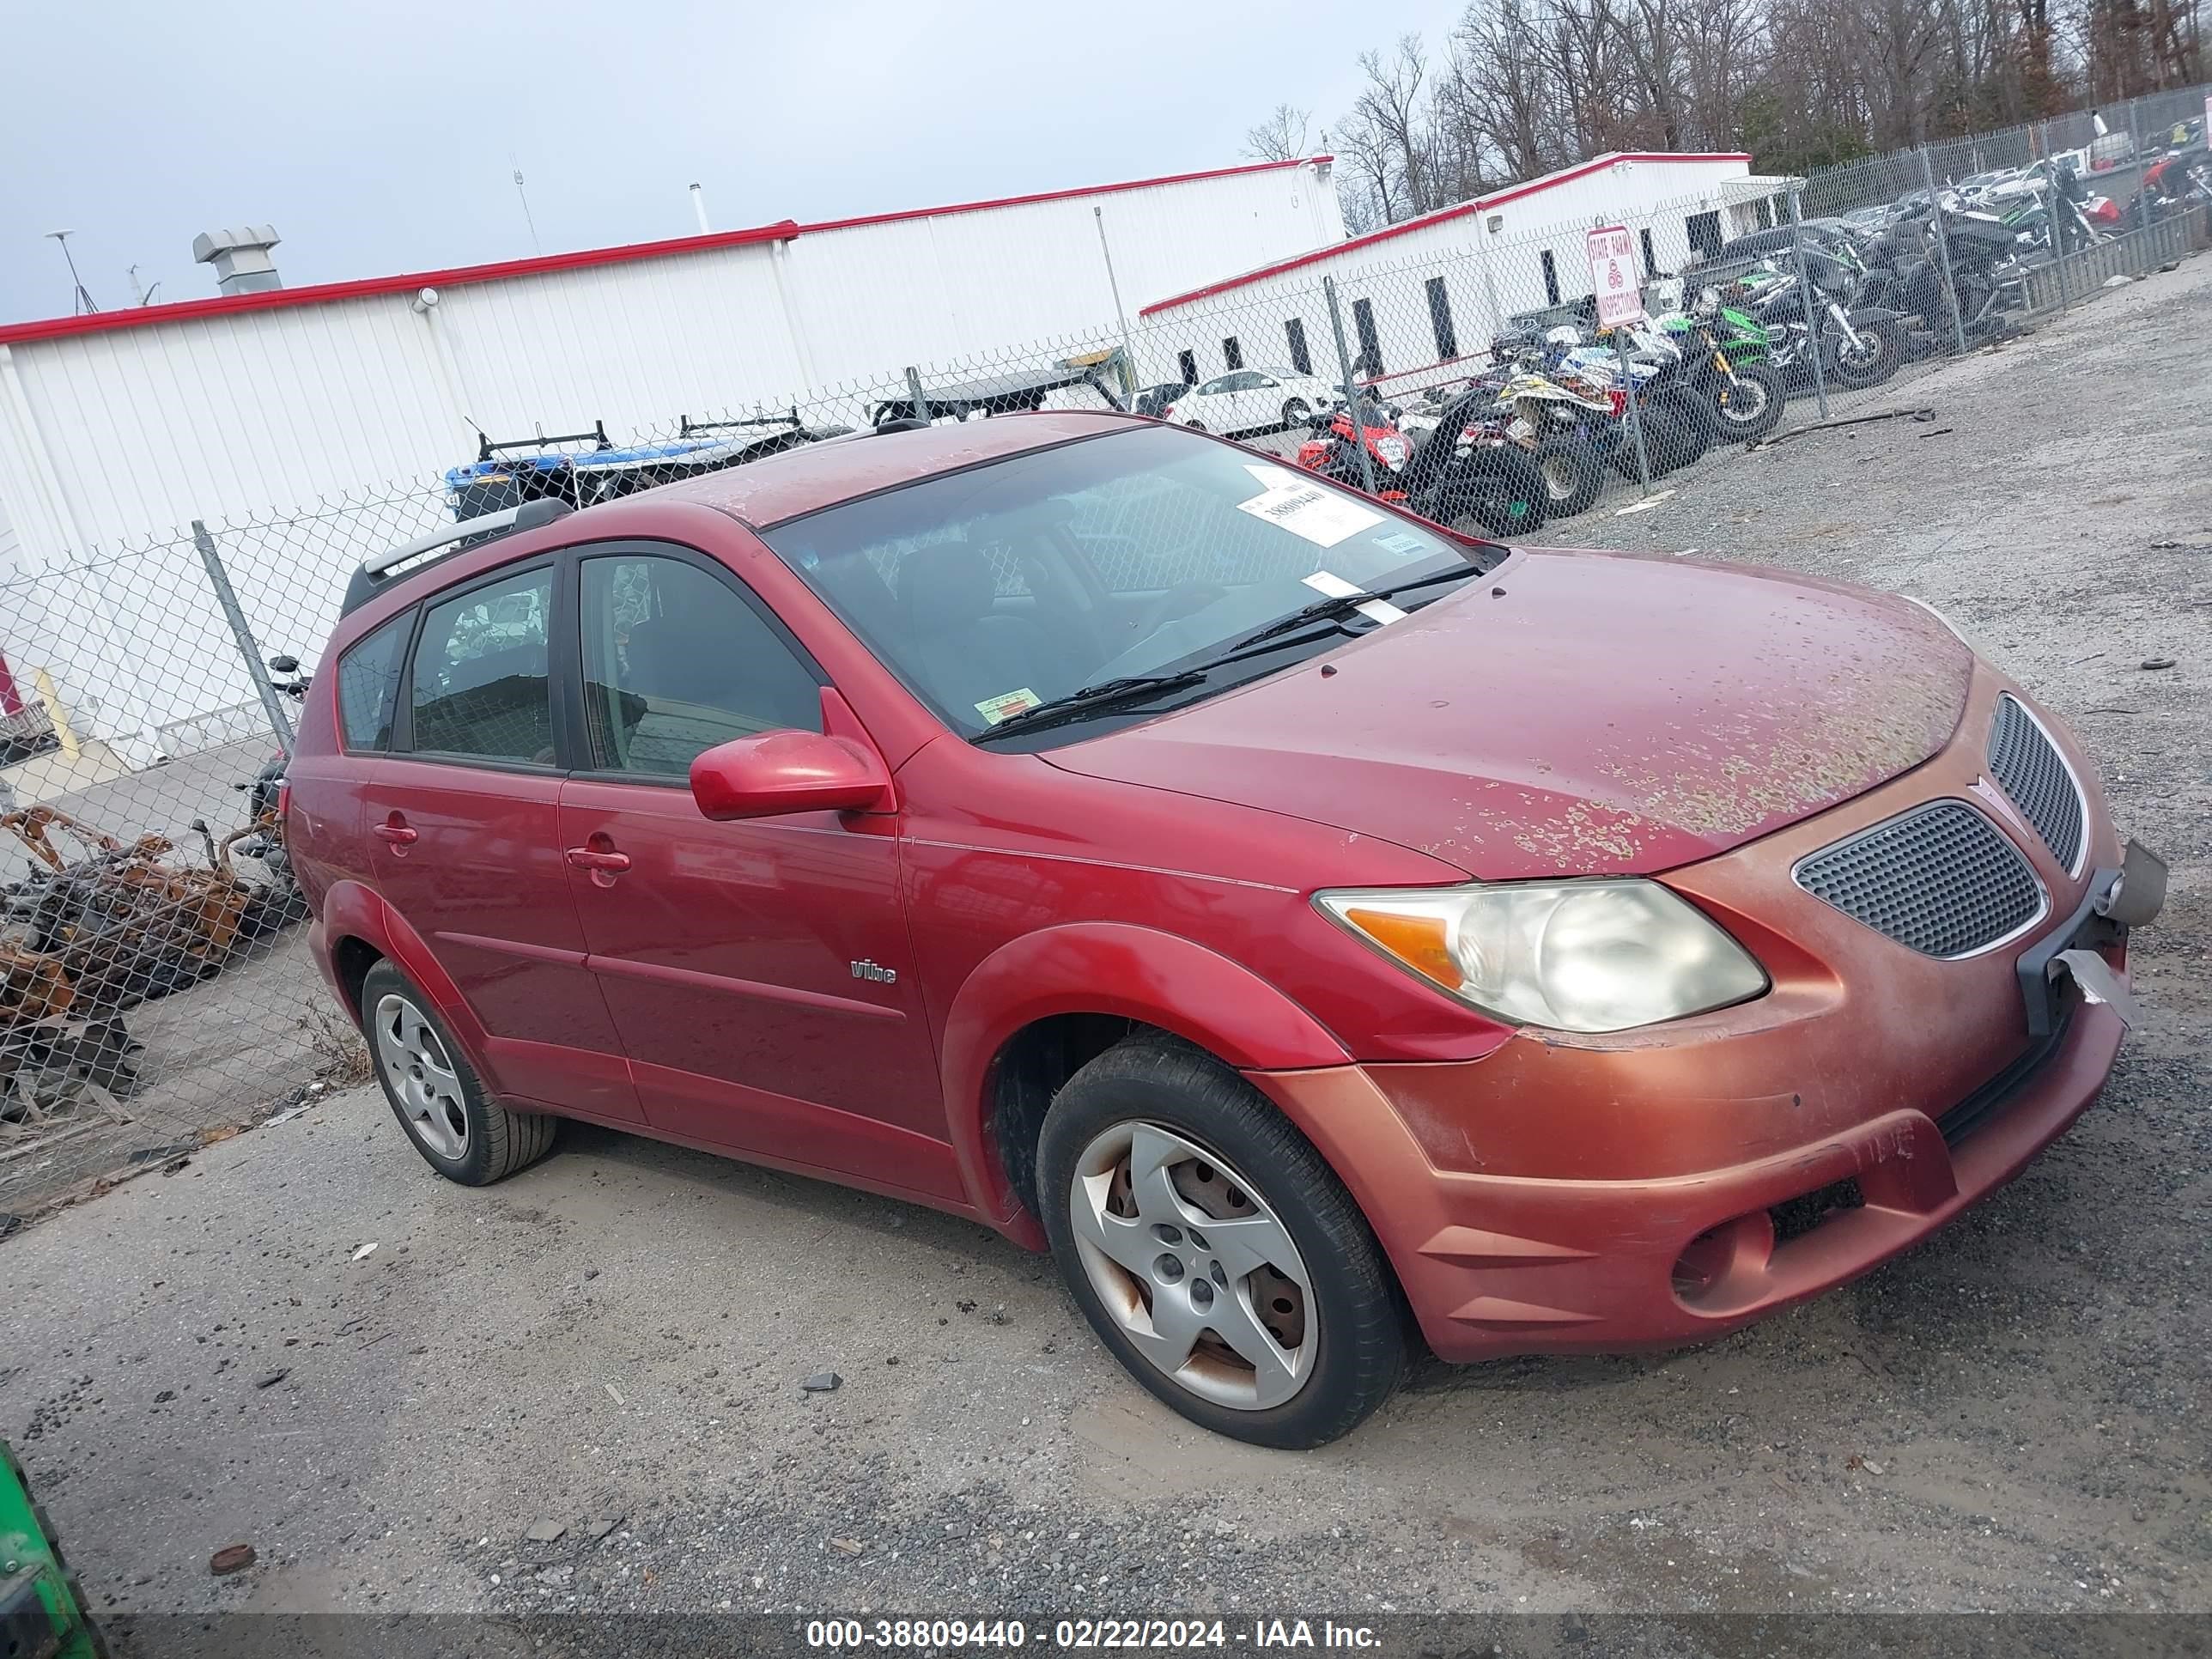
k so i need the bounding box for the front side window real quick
[408,565,555,764]
[761,424,1486,745]
[580,553,821,777]
[337,612,409,752]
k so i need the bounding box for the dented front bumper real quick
[1243,666,2156,1364]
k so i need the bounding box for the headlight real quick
[1316,879,1768,1034]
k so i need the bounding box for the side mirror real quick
[689,729,895,820]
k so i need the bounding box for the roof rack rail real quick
[339,498,572,617]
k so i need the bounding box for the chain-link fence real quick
[3,126,2209,1219]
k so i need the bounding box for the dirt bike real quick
[1655,313,1787,442]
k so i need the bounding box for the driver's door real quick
[555,544,963,1204]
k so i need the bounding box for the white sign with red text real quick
[1585,225,1645,328]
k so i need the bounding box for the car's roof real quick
[637,409,1143,528]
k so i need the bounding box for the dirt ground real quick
[3,258,2209,1646]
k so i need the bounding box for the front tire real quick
[361,961,556,1185]
[1711,363,1786,441]
[1280,398,1310,428]
[1037,1034,1408,1448]
[1829,319,1907,389]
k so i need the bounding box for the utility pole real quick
[45,230,99,313]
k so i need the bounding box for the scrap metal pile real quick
[1,805,297,1137]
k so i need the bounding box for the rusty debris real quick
[209,1544,257,1576]
[2,805,298,1130]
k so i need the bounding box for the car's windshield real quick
[758,424,1489,744]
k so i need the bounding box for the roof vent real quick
[192,225,283,296]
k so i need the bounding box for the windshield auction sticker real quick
[975,688,1043,725]
[1236,480,1383,549]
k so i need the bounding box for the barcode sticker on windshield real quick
[975,688,1042,725]
[1374,532,1429,556]
[1236,481,1382,549]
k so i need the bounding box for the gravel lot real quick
[3,258,2209,1648]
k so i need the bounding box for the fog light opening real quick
[1670,1209,1778,1313]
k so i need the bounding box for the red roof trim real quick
[797,155,1333,236]
[0,220,803,347]
[0,156,1334,348]
[1139,151,1752,316]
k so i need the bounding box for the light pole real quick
[45,230,100,313]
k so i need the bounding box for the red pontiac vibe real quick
[288,412,2163,1447]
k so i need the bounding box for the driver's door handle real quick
[564,846,632,874]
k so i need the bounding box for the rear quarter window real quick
[336,613,410,751]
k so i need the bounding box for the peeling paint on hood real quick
[1042,548,1972,879]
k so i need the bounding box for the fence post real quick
[902,366,931,424]
[2126,99,2148,232]
[1918,148,1972,356]
[191,520,295,756]
[1786,187,1832,420]
[1092,207,1137,407]
[1321,276,1380,498]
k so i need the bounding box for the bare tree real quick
[1252,0,2203,224]
[1243,104,1316,161]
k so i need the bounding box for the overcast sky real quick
[1,0,1467,325]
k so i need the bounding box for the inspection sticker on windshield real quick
[1374,531,1429,557]
[975,688,1042,725]
[1236,479,1382,549]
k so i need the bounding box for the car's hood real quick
[1043,549,1972,879]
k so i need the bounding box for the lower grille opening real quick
[1770,1177,1864,1245]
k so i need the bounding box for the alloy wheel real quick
[1066,1121,1316,1410]
[374,993,468,1159]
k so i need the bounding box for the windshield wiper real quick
[973,563,1492,744]
[971,672,1207,742]
[1224,562,1488,653]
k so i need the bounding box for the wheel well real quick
[331,936,384,1024]
[988,1013,1151,1218]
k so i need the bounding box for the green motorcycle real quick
[1658,310,1788,442]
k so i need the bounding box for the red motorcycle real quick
[1293,400,1414,500]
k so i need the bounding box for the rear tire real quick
[1037,1033,1409,1449]
[1646,388,1712,469]
[360,961,556,1185]
[1446,447,1549,536]
[1530,436,1605,516]
[1280,398,1310,428]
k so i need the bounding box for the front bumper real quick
[1252,988,2121,1362]
[1247,666,2154,1364]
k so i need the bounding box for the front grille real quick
[1795,800,2044,957]
[1988,694,2085,872]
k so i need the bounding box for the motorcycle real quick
[191,653,311,934]
[1652,313,1787,442]
[1293,398,1416,499]
[1299,392,1550,538]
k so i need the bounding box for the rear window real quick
[336,613,410,752]
[407,566,556,765]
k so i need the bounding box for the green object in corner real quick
[0,1440,106,1659]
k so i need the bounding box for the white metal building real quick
[1136,153,1760,398]
[0,156,1343,572]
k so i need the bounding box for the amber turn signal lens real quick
[1341,907,1462,989]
